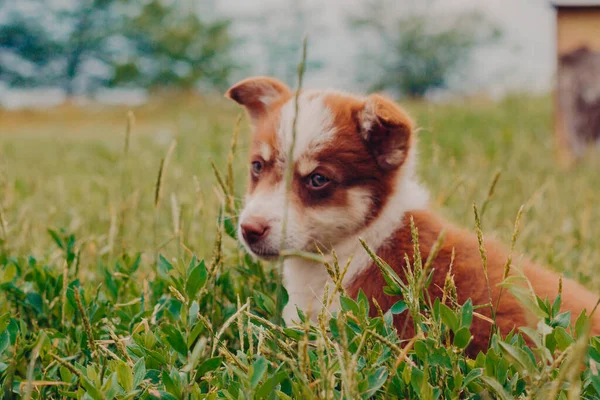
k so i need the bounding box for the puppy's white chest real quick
[282,258,340,325]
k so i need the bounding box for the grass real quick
[1,92,600,398]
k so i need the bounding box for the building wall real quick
[557,7,600,54]
[555,6,600,163]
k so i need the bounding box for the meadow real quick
[1,93,600,398]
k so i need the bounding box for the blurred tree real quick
[0,0,237,95]
[0,0,122,94]
[350,0,501,98]
[0,3,60,88]
[55,0,123,95]
[110,0,236,91]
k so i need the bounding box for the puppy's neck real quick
[282,157,429,321]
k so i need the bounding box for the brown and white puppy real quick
[226,76,600,355]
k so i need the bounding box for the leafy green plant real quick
[1,179,599,398]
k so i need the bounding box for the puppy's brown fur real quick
[348,210,600,354]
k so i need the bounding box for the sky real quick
[218,0,556,97]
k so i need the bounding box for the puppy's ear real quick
[225,77,292,126]
[357,94,414,171]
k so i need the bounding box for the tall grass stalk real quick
[107,207,118,260]
[154,140,177,209]
[211,301,249,357]
[547,327,590,400]
[170,193,180,258]
[494,205,524,316]
[276,36,308,325]
[209,161,232,215]
[153,158,165,262]
[473,202,495,327]
[480,169,501,218]
[124,111,135,156]
[108,329,133,367]
[591,297,600,318]
[0,153,8,251]
[153,140,177,264]
[23,332,46,400]
[441,248,456,305]
[226,114,241,212]
[0,203,7,248]
[116,111,135,259]
[435,176,465,206]
[209,113,240,225]
[61,260,68,328]
[74,289,99,364]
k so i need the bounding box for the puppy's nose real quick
[241,217,270,245]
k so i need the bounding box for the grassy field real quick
[1,93,600,398]
[2,94,599,290]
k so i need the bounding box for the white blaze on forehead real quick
[277,92,335,162]
[259,142,272,162]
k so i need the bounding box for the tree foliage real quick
[110,0,236,91]
[0,0,237,94]
[0,4,60,88]
[350,0,502,98]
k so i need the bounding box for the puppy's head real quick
[226,76,415,259]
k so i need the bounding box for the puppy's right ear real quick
[225,77,292,126]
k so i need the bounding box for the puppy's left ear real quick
[225,76,292,127]
[358,94,414,171]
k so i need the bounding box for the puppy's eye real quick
[251,161,263,176]
[308,173,330,189]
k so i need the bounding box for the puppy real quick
[226,76,600,354]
